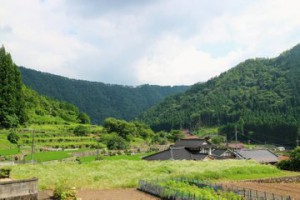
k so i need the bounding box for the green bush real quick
[0,167,11,178]
[277,147,300,171]
[53,180,77,200]
[73,125,89,136]
[100,133,129,150]
[7,131,20,144]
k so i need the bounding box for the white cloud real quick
[1,0,300,85]
[134,35,243,85]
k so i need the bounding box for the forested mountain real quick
[140,44,300,146]
[19,67,189,124]
[0,46,86,127]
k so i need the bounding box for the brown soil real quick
[77,189,160,200]
[224,182,300,200]
[38,189,160,200]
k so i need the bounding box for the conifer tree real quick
[0,46,26,128]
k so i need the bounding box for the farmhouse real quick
[143,146,214,161]
[143,139,235,161]
[143,138,279,163]
[234,149,278,164]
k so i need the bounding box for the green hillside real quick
[19,67,189,124]
[22,86,82,125]
[140,44,300,146]
[0,46,88,128]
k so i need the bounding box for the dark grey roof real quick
[142,149,172,160]
[234,149,278,163]
[143,147,210,161]
[212,149,229,157]
[171,147,193,160]
[174,139,212,148]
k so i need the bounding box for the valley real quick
[1,44,300,199]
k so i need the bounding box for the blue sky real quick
[1,0,300,85]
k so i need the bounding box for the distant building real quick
[142,146,213,161]
[143,139,230,161]
[211,149,236,159]
[143,139,278,163]
[234,149,278,164]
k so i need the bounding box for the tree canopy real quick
[0,46,26,128]
[140,44,300,146]
[19,67,189,124]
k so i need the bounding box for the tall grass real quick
[10,160,289,190]
[24,151,72,162]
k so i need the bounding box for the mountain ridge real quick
[140,44,300,146]
[19,67,189,124]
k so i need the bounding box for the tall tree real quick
[0,46,26,128]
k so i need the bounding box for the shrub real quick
[77,112,90,124]
[73,125,89,136]
[277,147,300,171]
[100,133,129,150]
[53,180,77,200]
[0,167,11,178]
[7,130,20,144]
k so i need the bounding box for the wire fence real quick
[138,180,214,200]
[138,178,294,200]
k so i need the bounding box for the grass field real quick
[0,131,17,150]
[10,160,296,190]
[0,148,19,156]
[24,151,73,162]
[79,152,154,163]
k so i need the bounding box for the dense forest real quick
[140,44,300,146]
[0,46,89,128]
[19,67,189,124]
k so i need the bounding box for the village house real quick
[234,149,278,164]
[143,138,235,161]
[143,138,278,163]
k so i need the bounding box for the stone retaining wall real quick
[0,178,38,200]
[245,175,300,183]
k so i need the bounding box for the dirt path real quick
[39,189,159,200]
[223,182,300,200]
[77,188,160,200]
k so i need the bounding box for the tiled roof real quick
[234,149,278,163]
[143,147,210,161]
[174,139,212,148]
[212,149,228,157]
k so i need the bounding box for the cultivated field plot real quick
[225,182,300,200]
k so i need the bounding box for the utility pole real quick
[96,141,100,160]
[235,125,238,149]
[31,129,35,163]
